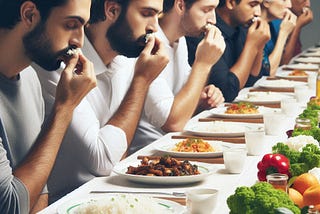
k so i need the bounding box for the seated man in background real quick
[261,0,296,77]
[129,0,226,154]
[33,0,168,203]
[186,0,270,102]
[0,0,96,213]
[280,0,313,64]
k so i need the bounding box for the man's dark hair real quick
[89,0,130,24]
[218,0,241,8]
[0,0,69,29]
[163,0,197,13]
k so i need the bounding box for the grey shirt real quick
[0,67,45,213]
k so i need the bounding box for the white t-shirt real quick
[34,36,134,203]
[129,27,192,154]
[0,67,44,213]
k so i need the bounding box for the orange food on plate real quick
[292,173,319,195]
[303,184,320,206]
[172,138,215,152]
[288,70,308,76]
[225,102,259,114]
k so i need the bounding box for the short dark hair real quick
[0,0,69,29]
[218,0,242,8]
[163,0,197,13]
[89,0,130,24]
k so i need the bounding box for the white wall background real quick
[301,0,320,49]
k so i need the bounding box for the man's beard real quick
[23,22,69,71]
[107,12,147,58]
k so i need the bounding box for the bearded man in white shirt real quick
[33,0,168,203]
[129,0,226,154]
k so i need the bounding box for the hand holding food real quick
[247,18,271,49]
[134,36,169,84]
[195,23,225,67]
[55,50,97,109]
[280,10,297,36]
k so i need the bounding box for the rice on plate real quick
[62,194,179,214]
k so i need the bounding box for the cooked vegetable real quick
[227,182,300,214]
[172,138,215,152]
[225,102,259,114]
[257,154,290,181]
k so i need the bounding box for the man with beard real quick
[0,0,96,213]
[128,0,226,154]
[33,0,168,203]
[186,0,270,102]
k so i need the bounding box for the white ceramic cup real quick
[223,148,247,174]
[294,85,310,104]
[245,129,267,156]
[186,188,219,214]
[280,98,300,117]
[263,112,288,136]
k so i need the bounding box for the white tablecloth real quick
[38,130,287,214]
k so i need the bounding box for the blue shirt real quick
[261,20,281,76]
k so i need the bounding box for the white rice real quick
[73,194,173,214]
[197,121,245,133]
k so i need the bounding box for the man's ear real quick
[262,0,271,9]
[226,0,238,10]
[175,0,186,15]
[105,1,121,22]
[20,1,40,27]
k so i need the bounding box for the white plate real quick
[209,106,271,118]
[113,161,216,185]
[154,139,233,158]
[258,79,306,89]
[283,63,319,71]
[236,92,292,104]
[301,51,320,57]
[294,57,320,64]
[307,47,320,52]
[183,121,262,137]
[57,195,185,214]
[275,71,309,79]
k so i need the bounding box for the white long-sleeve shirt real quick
[34,37,134,203]
[129,27,191,154]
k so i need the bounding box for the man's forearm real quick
[269,31,289,76]
[107,76,150,144]
[162,63,211,132]
[281,27,301,65]
[230,43,259,88]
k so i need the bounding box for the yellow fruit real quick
[292,173,319,195]
[288,188,304,208]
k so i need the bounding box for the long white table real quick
[38,130,287,214]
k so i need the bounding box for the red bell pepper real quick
[257,153,290,181]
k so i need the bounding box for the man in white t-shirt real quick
[129,0,226,154]
[0,0,96,213]
[34,0,168,203]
